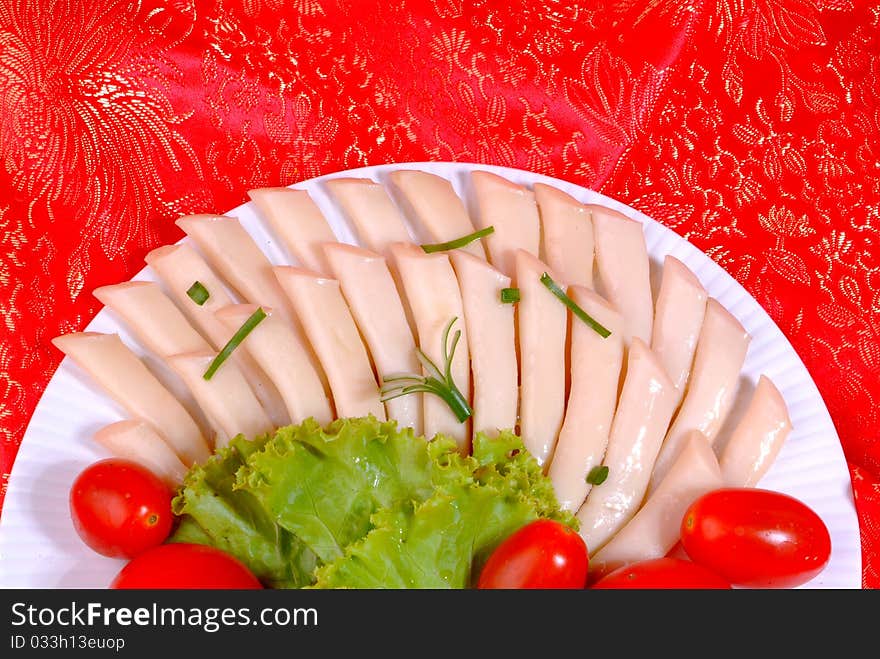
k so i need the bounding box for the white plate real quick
[0,162,861,588]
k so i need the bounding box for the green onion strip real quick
[586,465,609,485]
[203,307,267,380]
[186,281,210,305]
[420,226,495,254]
[500,287,520,304]
[539,273,611,338]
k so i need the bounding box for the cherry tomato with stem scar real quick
[69,458,173,559]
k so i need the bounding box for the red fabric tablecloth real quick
[1,0,878,586]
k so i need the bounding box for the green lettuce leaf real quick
[168,516,212,545]
[472,430,577,527]
[168,417,575,588]
[312,483,536,588]
[170,433,318,588]
[312,430,575,589]
[236,417,467,563]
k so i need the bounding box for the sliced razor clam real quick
[176,214,327,393]
[648,299,751,493]
[274,267,386,420]
[323,177,411,257]
[216,304,333,426]
[720,375,792,487]
[323,243,422,433]
[51,332,209,465]
[548,287,624,512]
[93,282,209,356]
[145,243,240,348]
[169,350,273,448]
[576,338,678,554]
[389,170,485,258]
[89,281,210,435]
[390,242,470,450]
[248,187,337,274]
[590,205,653,344]
[144,244,292,427]
[94,419,189,488]
[515,250,567,466]
[450,251,517,438]
[175,214,297,324]
[534,183,594,288]
[590,431,723,577]
[470,171,540,277]
[651,255,708,404]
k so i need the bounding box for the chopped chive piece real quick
[380,317,473,423]
[186,281,210,305]
[539,272,611,338]
[586,465,609,486]
[420,226,495,254]
[500,287,520,304]
[203,307,267,380]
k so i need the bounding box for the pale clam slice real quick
[215,304,333,426]
[590,431,723,576]
[534,183,594,288]
[248,187,337,274]
[390,242,470,450]
[470,171,540,277]
[651,255,708,404]
[145,243,240,350]
[649,298,751,493]
[94,280,263,432]
[576,338,677,554]
[515,249,568,466]
[94,420,188,488]
[169,351,273,448]
[720,375,792,487]
[389,170,485,258]
[549,287,624,512]
[450,251,517,438]
[51,332,209,465]
[323,243,422,433]
[323,177,411,257]
[144,244,291,428]
[590,205,653,344]
[93,281,209,356]
[176,214,296,323]
[274,267,385,420]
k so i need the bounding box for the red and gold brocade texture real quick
[0,0,878,585]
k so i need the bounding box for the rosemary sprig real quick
[380,317,473,423]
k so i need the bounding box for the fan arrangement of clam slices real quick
[2,163,859,588]
[50,168,798,572]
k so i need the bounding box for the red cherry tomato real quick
[591,558,732,589]
[111,543,263,589]
[69,458,173,558]
[680,488,831,588]
[478,519,588,589]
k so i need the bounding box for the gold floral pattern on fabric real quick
[0,0,877,584]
